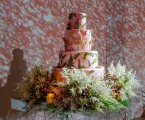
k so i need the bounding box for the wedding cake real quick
[53,12,104,82]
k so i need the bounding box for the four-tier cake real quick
[53,12,104,82]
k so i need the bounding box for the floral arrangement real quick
[15,62,139,116]
[106,62,139,101]
[15,64,54,110]
[55,68,124,113]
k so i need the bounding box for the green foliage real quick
[91,58,98,65]
[78,59,85,69]
[15,64,54,111]
[61,54,67,64]
[56,68,124,113]
[106,61,139,101]
[83,53,88,60]
[15,61,139,117]
[73,53,80,59]
[66,54,74,68]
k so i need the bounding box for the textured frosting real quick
[53,67,104,82]
[64,29,94,51]
[66,12,86,30]
[59,51,98,69]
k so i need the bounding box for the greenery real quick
[55,68,123,112]
[15,64,54,111]
[106,62,139,101]
[14,61,139,117]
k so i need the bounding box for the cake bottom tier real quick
[53,67,104,82]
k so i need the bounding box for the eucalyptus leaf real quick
[89,53,95,57]
[83,53,88,60]
[61,54,67,64]
[95,53,98,58]
[88,60,91,67]
[59,53,63,59]
[80,66,86,69]
[82,23,87,28]
[74,53,80,59]
[78,59,81,69]
[66,54,74,68]
[90,70,95,73]
[91,58,97,65]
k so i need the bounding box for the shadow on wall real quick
[0,48,27,118]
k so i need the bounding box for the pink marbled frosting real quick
[64,29,93,51]
[59,51,98,69]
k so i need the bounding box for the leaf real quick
[83,53,88,60]
[91,58,98,65]
[89,52,95,57]
[62,54,67,59]
[80,66,85,69]
[61,54,67,64]
[88,60,91,67]
[62,62,66,67]
[66,54,74,68]
[78,59,86,69]
[96,66,101,68]
[59,53,63,59]
[75,21,81,29]
[119,100,130,107]
[78,59,81,68]
[95,53,98,58]
[90,70,95,73]
[79,14,87,18]
[82,23,87,28]
[74,53,80,59]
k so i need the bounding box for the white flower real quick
[91,97,97,102]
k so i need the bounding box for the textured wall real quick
[0,0,144,119]
[106,0,126,64]
[106,0,145,81]
[106,0,145,119]
[0,0,107,86]
[123,1,145,119]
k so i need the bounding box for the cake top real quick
[66,12,87,30]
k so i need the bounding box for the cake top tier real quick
[66,12,87,30]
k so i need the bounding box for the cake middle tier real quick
[64,29,93,51]
[59,51,99,69]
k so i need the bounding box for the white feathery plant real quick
[107,61,140,101]
[56,67,124,112]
